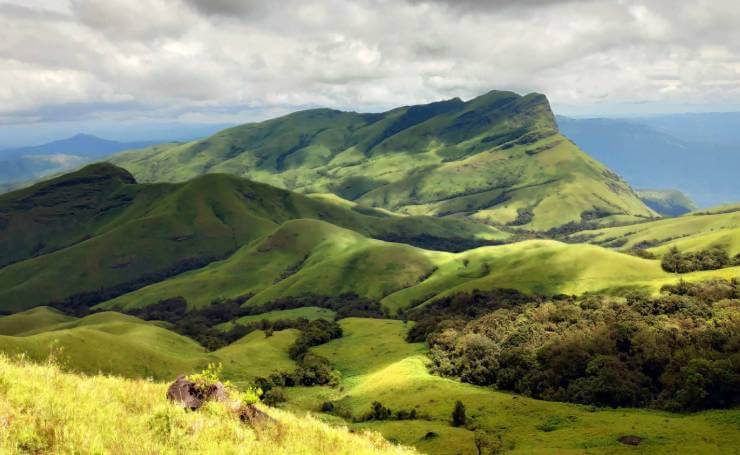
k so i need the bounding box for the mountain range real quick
[0,134,157,188]
[110,91,655,231]
[557,114,740,208]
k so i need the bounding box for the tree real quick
[451,400,467,427]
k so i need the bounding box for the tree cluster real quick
[423,280,740,411]
[661,246,738,273]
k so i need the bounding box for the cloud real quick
[0,0,738,127]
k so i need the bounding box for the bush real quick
[451,401,466,427]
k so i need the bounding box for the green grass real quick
[284,318,740,454]
[0,307,73,336]
[218,307,336,331]
[0,354,416,454]
[111,90,655,230]
[572,205,740,256]
[0,309,298,382]
[99,220,739,315]
[0,164,506,313]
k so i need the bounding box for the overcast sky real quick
[1,0,739,145]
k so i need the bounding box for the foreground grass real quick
[0,355,415,454]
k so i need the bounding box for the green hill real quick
[571,204,740,256]
[0,164,505,313]
[111,90,655,230]
[100,218,738,315]
[0,307,298,381]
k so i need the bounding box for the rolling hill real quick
[0,307,298,381]
[111,90,655,230]
[100,218,739,315]
[0,164,505,313]
[571,204,740,256]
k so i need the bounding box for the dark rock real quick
[238,404,273,426]
[617,435,644,446]
[422,431,438,440]
[166,375,230,410]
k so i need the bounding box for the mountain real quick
[1,164,731,315]
[111,91,655,230]
[636,188,697,216]
[0,134,157,188]
[557,116,740,207]
[0,163,506,312]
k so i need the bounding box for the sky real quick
[1,0,739,146]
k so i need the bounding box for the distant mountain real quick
[0,134,157,188]
[557,115,740,208]
[636,112,740,147]
[111,90,654,230]
[636,189,697,217]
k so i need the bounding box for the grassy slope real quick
[0,307,73,336]
[0,308,297,381]
[100,219,739,314]
[218,307,337,331]
[572,205,740,256]
[286,318,740,455]
[0,165,505,313]
[111,91,654,230]
[0,355,415,455]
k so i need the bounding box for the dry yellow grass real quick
[0,354,416,454]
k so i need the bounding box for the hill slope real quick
[100,219,739,315]
[0,355,414,454]
[571,204,740,256]
[112,91,655,230]
[0,164,505,313]
[0,307,298,381]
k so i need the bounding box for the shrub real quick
[451,401,466,427]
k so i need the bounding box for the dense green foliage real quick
[423,280,739,411]
[661,245,739,273]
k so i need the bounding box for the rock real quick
[617,435,644,446]
[166,375,229,410]
[238,404,273,427]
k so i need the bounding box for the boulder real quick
[617,435,644,446]
[166,375,229,410]
[238,404,273,427]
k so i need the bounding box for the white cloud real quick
[0,0,738,125]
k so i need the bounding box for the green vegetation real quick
[0,355,416,454]
[284,318,740,454]
[0,164,505,313]
[111,90,655,230]
[0,309,298,382]
[420,280,739,411]
[571,204,740,255]
[661,245,739,273]
[101,222,739,315]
